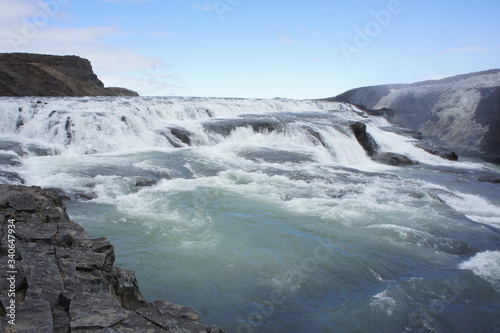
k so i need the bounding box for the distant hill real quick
[326,69,500,163]
[0,53,139,97]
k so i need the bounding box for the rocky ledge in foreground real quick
[0,185,223,332]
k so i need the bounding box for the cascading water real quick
[1,96,499,332]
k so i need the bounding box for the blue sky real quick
[1,0,499,98]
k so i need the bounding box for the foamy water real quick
[1,96,499,332]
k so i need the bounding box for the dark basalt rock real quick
[0,141,25,156]
[365,107,396,120]
[0,171,25,185]
[379,126,423,140]
[0,153,22,167]
[415,141,458,161]
[204,117,283,136]
[372,152,419,166]
[478,175,500,183]
[350,121,378,156]
[159,127,194,148]
[0,53,139,97]
[304,127,328,148]
[0,185,223,332]
[135,177,159,187]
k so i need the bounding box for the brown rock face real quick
[0,53,139,97]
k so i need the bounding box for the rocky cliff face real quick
[0,53,139,97]
[328,69,500,163]
[0,185,222,332]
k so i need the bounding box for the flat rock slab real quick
[70,293,131,329]
[1,193,36,211]
[137,300,207,333]
[21,251,64,307]
[3,300,53,333]
[15,216,57,243]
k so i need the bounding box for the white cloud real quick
[441,46,487,54]
[191,2,213,11]
[101,0,151,4]
[148,31,172,38]
[0,2,183,96]
[298,26,321,35]
[0,0,39,24]
[277,34,292,43]
[100,68,185,96]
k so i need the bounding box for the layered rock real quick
[0,53,139,97]
[0,185,222,332]
[328,69,500,163]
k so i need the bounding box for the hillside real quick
[0,53,138,97]
[326,69,500,163]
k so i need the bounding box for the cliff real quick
[0,185,222,332]
[326,69,500,163]
[0,53,139,97]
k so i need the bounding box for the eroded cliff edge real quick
[0,185,223,332]
[0,53,139,97]
[326,69,500,163]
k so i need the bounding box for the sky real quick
[0,0,499,99]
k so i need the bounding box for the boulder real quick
[372,152,419,166]
[135,177,159,188]
[203,117,283,136]
[415,142,458,161]
[478,175,500,183]
[350,122,378,156]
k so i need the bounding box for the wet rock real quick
[0,171,25,185]
[204,117,283,136]
[135,177,159,187]
[304,127,328,148]
[416,141,458,161]
[365,107,396,119]
[350,122,378,156]
[47,187,97,201]
[239,147,313,164]
[478,175,500,183]
[0,153,22,167]
[0,141,25,156]
[372,152,419,166]
[170,127,193,146]
[379,125,423,139]
[158,127,193,148]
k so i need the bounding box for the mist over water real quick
[1,97,499,332]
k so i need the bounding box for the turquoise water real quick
[1,97,499,332]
